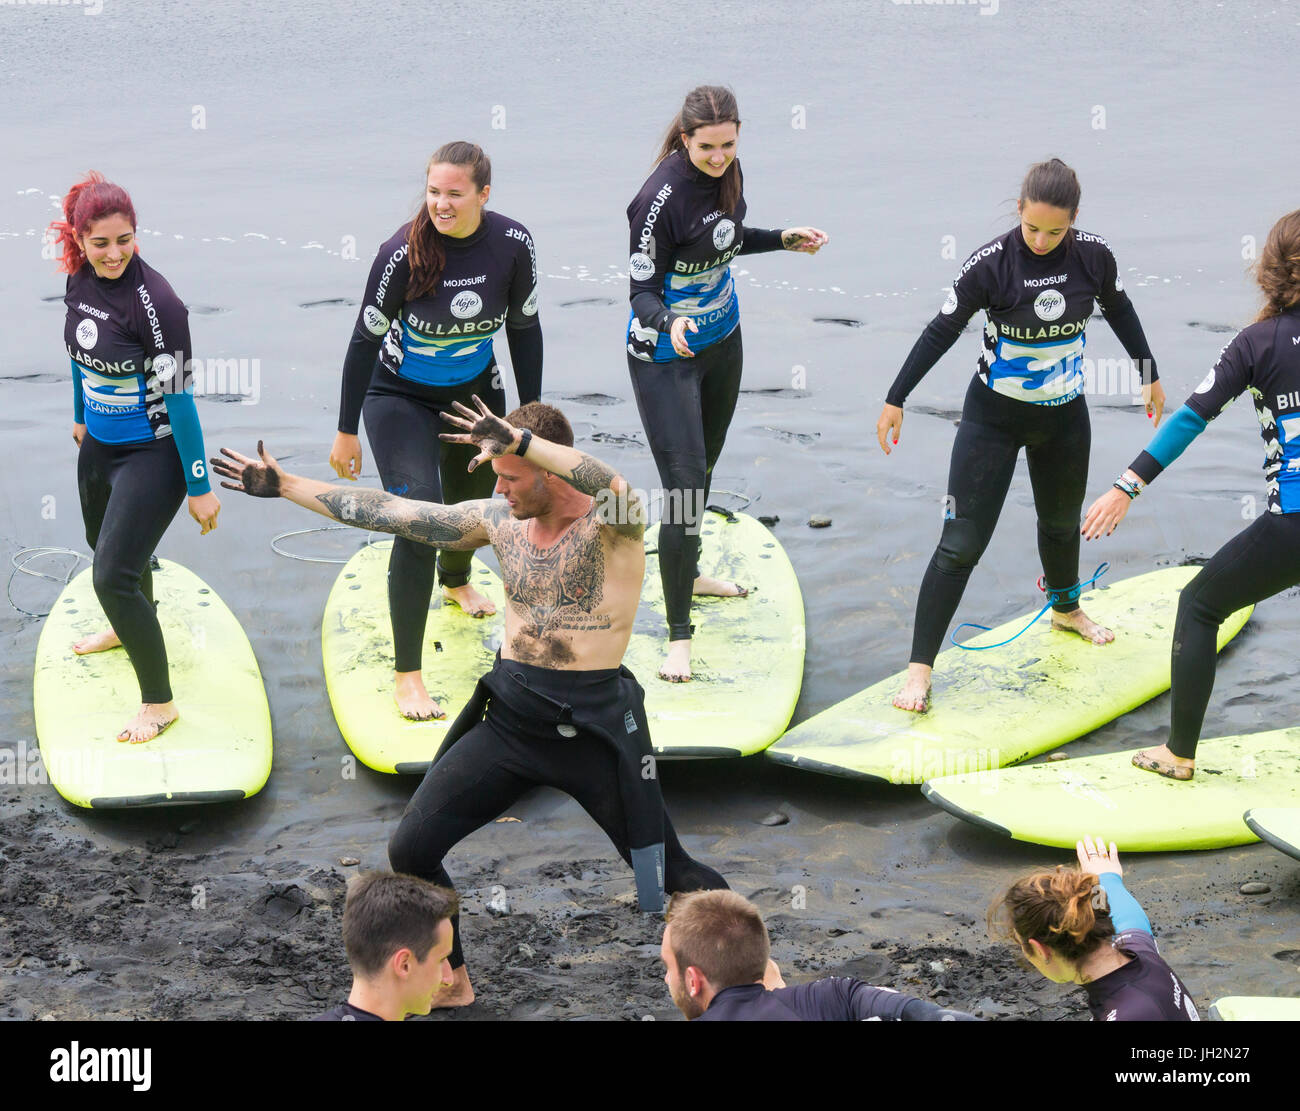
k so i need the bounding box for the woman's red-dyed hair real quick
[49,172,138,275]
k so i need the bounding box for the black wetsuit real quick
[624,150,784,640]
[885,227,1157,666]
[388,656,728,969]
[64,254,210,704]
[338,213,542,672]
[1128,308,1300,759]
[695,979,978,1021]
[312,1001,384,1021]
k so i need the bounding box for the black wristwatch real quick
[515,428,533,457]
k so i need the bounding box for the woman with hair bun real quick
[990,835,1198,1021]
[626,84,828,682]
[52,171,220,743]
[329,142,543,721]
[880,158,1164,713]
[1084,209,1300,781]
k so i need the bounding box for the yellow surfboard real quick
[33,560,272,808]
[322,511,804,772]
[767,566,1252,783]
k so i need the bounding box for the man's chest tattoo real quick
[494,516,611,645]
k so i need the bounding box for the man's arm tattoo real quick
[558,452,645,540]
[314,489,490,549]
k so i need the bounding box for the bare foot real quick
[431,964,476,1009]
[659,639,692,683]
[394,671,445,721]
[892,664,933,713]
[1051,607,1115,645]
[73,628,121,654]
[117,702,178,744]
[442,583,496,617]
[1132,743,1195,781]
[762,959,786,990]
[692,575,749,598]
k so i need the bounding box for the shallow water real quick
[2,0,1299,1019]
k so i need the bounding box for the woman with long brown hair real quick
[1084,208,1300,780]
[626,84,828,682]
[329,142,543,721]
[990,836,1198,1020]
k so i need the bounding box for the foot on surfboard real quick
[393,672,446,721]
[1132,746,1195,781]
[692,575,749,598]
[117,702,179,744]
[442,583,496,617]
[73,628,122,655]
[892,669,932,714]
[659,639,693,683]
[1050,608,1115,645]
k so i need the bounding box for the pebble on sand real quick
[808,515,832,528]
[1046,752,1068,761]
[759,811,790,827]
[487,891,512,917]
[758,515,780,527]
[1239,882,1271,895]
[338,857,360,867]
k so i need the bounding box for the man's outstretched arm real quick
[440,397,645,540]
[211,441,491,550]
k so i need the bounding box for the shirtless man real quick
[213,397,729,1008]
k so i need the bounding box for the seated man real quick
[661,890,978,1021]
[314,872,457,1021]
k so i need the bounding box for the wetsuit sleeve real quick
[777,978,911,1020]
[627,184,680,334]
[884,260,988,407]
[503,224,542,404]
[505,324,543,405]
[1129,331,1252,483]
[1099,872,1152,936]
[339,230,412,435]
[162,389,212,496]
[71,357,85,422]
[1094,244,1158,384]
[740,226,785,254]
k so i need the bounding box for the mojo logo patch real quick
[450,291,483,320]
[1033,288,1066,321]
[940,287,958,315]
[712,219,736,250]
[629,252,655,281]
[76,319,99,349]
[522,288,539,316]
[362,305,389,335]
[151,354,178,383]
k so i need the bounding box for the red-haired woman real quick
[1084,209,1300,780]
[991,836,1198,1020]
[626,85,827,682]
[53,172,220,743]
[328,142,543,721]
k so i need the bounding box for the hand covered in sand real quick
[439,395,520,472]
[211,441,286,498]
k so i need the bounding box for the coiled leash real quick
[949,562,1109,650]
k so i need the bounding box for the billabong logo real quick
[151,354,178,382]
[940,287,958,315]
[1034,289,1066,321]
[362,305,388,335]
[712,219,735,250]
[450,291,482,320]
[76,319,98,349]
[629,252,654,281]
[522,288,539,316]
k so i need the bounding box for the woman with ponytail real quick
[329,143,543,721]
[991,835,1198,1020]
[880,158,1165,713]
[54,172,220,744]
[626,85,828,682]
[1084,209,1300,780]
